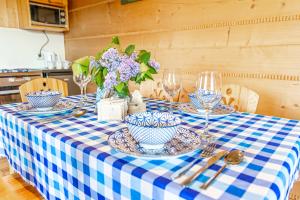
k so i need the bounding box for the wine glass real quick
[162,70,182,113]
[73,72,91,106]
[195,71,222,141]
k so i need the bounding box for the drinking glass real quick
[195,71,222,140]
[162,70,182,113]
[73,73,91,106]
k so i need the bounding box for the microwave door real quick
[30,4,65,27]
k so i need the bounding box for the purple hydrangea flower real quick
[100,48,122,72]
[89,57,100,69]
[130,52,138,60]
[104,71,118,90]
[118,55,140,82]
[148,59,160,71]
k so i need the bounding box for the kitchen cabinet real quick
[17,0,69,32]
[31,0,67,6]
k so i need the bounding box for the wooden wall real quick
[0,0,19,28]
[65,0,300,119]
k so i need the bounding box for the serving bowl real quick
[125,112,181,150]
[26,91,61,111]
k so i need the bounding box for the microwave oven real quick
[29,2,66,28]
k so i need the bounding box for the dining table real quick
[0,94,300,200]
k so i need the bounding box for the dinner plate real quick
[177,103,235,118]
[16,101,76,115]
[108,127,202,159]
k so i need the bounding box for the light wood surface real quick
[65,0,300,119]
[19,78,68,102]
[0,0,19,28]
[0,158,42,200]
[31,0,66,6]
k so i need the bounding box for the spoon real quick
[73,109,87,117]
[39,108,87,124]
[200,149,244,189]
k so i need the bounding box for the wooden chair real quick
[290,181,300,200]
[139,78,181,102]
[19,78,68,102]
[222,84,259,113]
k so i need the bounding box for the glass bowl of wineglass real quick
[195,71,222,141]
[162,69,182,113]
[73,72,91,106]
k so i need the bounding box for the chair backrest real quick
[139,78,181,102]
[222,84,259,113]
[19,78,68,102]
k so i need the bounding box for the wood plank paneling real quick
[65,0,300,119]
[0,0,19,28]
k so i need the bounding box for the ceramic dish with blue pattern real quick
[26,91,61,111]
[188,92,222,110]
[108,127,202,159]
[17,101,76,115]
[125,112,181,150]
[177,103,235,118]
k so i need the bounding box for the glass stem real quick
[169,96,174,113]
[204,109,210,135]
[84,86,87,100]
[80,87,84,106]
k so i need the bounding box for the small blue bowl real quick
[26,91,61,111]
[125,112,181,150]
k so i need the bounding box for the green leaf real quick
[117,86,129,98]
[111,36,120,45]
[145,71,154,80]
[115,82,125,93]
[140,63,148,72]
[103,68,108,77]
[137,50,151,64]
[147,66,157,74]
[125,44,135,56]
[72,63,88,76]
[72,56,90,75]
[94,73,103,88]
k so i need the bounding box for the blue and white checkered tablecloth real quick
[0,94,300,200]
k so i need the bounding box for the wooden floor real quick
[0,158,42,200]
[0,157,299,200]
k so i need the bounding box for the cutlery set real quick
[38,108,87,124]
[172,149,244,189]
[170,143,217,180]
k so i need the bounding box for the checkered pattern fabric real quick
[0,94,300,200]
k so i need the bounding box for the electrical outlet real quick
[37,53,44,60]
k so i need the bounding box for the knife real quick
[180,150,228,186]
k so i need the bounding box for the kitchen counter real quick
[0,70,42,78]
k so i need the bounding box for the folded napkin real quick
[97,98,128,121]
[128,90,146,114]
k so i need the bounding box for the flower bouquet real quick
[72,36,160,99]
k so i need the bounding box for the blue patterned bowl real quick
[125,112,181,150]
[26,91,61,111]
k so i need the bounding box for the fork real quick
[201,143,216,158]
[170,143,216,180]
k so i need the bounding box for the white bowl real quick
[125,112,181,149]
